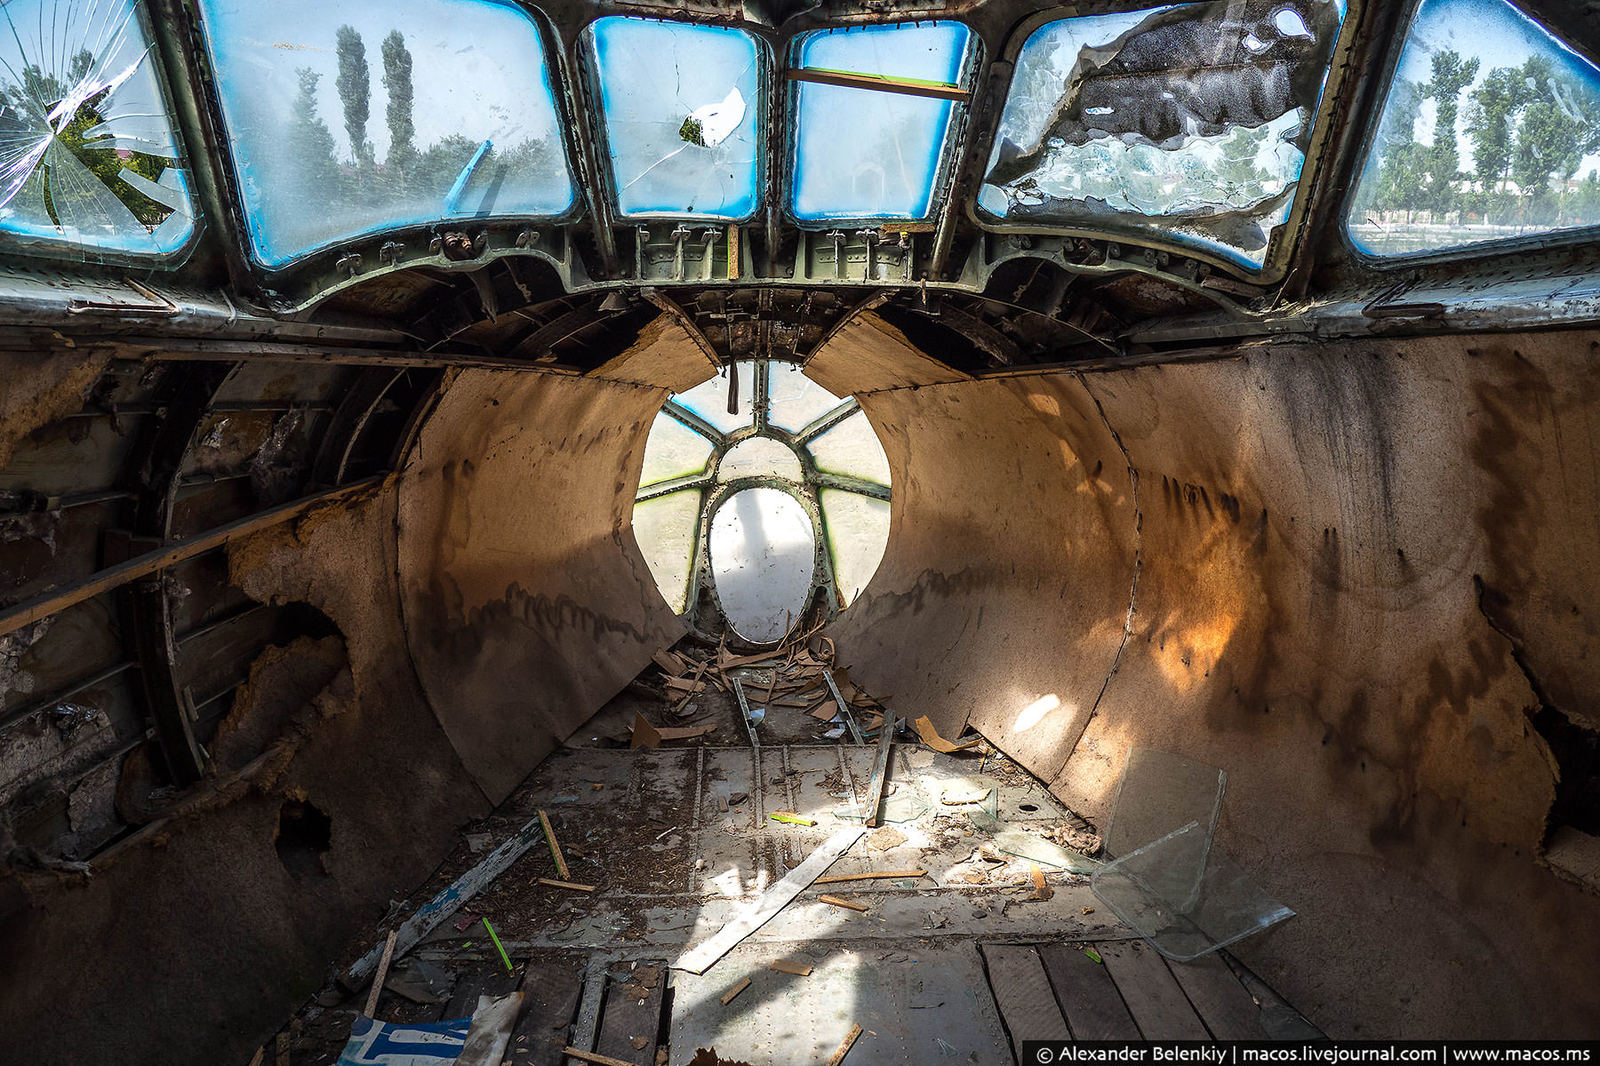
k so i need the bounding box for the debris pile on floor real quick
[258,648,1316,1065]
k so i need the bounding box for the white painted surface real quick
[709,488,815,643]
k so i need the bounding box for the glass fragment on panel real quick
[979,0,1345,266]
[639,410,714,488]
[672,365,756,434]
[0,0,196,256]
[790,21,971,221]
[195,0,574,266]
[1347,0,1600,257]
[586,17,762,219]
[766,362,847,434]
[819,488,889,606]
[717,436,803,482]
[633,489,701,614]
[808,411,891,486]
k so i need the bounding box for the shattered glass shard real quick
[980,0,1345,266]
[587,17,762,219]
[0,0,196,256]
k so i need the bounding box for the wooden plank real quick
[813,869,925,885]
[364,930,398,1016]
[1038,943,1140,1040]
[862,727,893,827]
[1096,940,1209,1040]
[982,944,1071,1059]
[562,1049,636,1066]
[593,960,665,1065]
[445,971,522,1022]
[719,977,750,1005]
[824,1023,863,1066]
[509,959,585,1066]
[1165,953,1267,1040]
[674,827,866,974]
[0,476,385,640]
[539,810,571,881]
[818,894,869,913]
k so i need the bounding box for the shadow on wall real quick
[824,321,1600,1038]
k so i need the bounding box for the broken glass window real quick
[1346,0,1600,258]
[0,0,196,257]
[195,0,575,267]
[978,1,1346,267]
[585,18,763,220]
[789,21,973,222]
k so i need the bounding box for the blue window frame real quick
[978,1,1347,269]
[1346,0,1600,259]
[788,21,974,223]
[0,0,197,259]
[585,17,765,220]
[195,0,576,268]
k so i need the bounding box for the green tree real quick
[1373,141,1429,221]
[1424,50,1479,213]
[285,67,340,198]
[335,25,372,167]
[1467,67,1524,194]
[381,30,415,185]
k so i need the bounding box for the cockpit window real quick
[978,0,1346,268]
[0,0,197,258]
[584,17,764,220]
[1346,0,1600,259]
[195,0,575,267]
[788,21,975,223]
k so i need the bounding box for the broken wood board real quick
[981,944,1071,1059]
[630,713,717,749]
[537,877,597,892]
[719,977,750,1006]
[1096,940,1209,1039]
[344,814,548,986]
[673,826,865,974]
[769,957,813,976]
[813,869,926,885]
[823,1023,863,1066]
[364,929,398,1015]
[862,726,893,828]
[510,960,584,1066]
[562,1048,639,1066]
[913,715,981,753]
[539,809,571,881]
[595,960,665,1065]
[1037,943,1140,1041]
[818,894,869,913]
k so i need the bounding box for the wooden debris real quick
[862,707,894,828]
[364,929,398,1016]
[824,1023,864,1066]
[1030,863,1054,902]
[813,869,926,885]
[247,1048,264,1066]
[538,809,571,881]
[719,977,751,1005]
[912,715,982,753]
[562,1047,640,1066]
[630,713,717,749]
[768,810,816,827]
[675,827,866,974]
[769,958,814,976]
[345,813,550,987]
[538,877,598,892]
[275,1032,289,1066]
[652,649,688,675]
[818,894,869,913]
